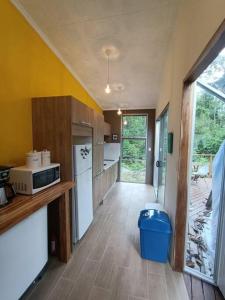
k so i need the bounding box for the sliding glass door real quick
[185,49,225,284]
[154,109,168,205]
[120,115,148,183]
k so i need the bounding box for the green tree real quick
[194,87,225,155]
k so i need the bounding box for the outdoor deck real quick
[186,177,213,278]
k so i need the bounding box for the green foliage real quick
[122,159,145,171]
[122,115,147,138]
[122,139,146,159]
[122,115,147,160]
[194,87,225,155]
[121,160,146,183]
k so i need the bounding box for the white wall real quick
[156,0,225,263]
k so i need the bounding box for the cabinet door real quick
[114,163,118,182]
[104,122,111,136]
[93,172,104,211]
[72,100,93,127]
[101,170,107,199]
[98,114,104,144]
[93,175,100,211]
[93,145,104,177]
[93,111,104,145]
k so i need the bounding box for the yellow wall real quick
[156,0,225,264]
[0,0,102,166]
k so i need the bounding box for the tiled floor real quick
[23,182,189,300]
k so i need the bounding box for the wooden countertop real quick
[0,181,74,235]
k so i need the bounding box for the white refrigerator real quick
[73,144,93,242]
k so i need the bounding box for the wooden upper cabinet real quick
[104,122,111,136]
[32,95,96,180]
[93,110,104,145]
[72,99,94,127]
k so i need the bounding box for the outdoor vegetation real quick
[193,48,225,166]
[193,87,225,165]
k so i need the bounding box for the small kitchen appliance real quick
[0,166,16,206]
[10,163,60,195]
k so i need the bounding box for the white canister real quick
[41,150,51,166]
[26,151,41,169]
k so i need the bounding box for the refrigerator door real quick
[75,168,93,240]
[73,144,92,176]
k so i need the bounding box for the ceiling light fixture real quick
[104,49,111,94]
[117,108,122,115]
[123,107,128,126]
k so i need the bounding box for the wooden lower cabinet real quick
[93,145,104,177]
[93,163,118,212]
[93,172,104,211]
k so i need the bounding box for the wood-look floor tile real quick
[129,297,148,300]
[63,240,92,281]
[148,273,168,300]
[95,246,118,290]
[88,286,111,300]
[110,267,133,299]
[111,292,129,300]
[48,278,74,300]
[67,274,93,300]
[25,259,66,300]
[110,266,148,300]
[67,258,100,300]
[165,266,189,300]
[130,267,149,299]
[88,230,111,261]
[79,259,100,280]
[147,261,166,277]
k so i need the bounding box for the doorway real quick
[154,108,168,205]
[120,114,148,183]
[184,48,225,284]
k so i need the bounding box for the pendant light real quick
[117,108,122,115]
[123,107,127,126]
[104,49,111,94]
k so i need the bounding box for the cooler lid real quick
[138,209,172,233]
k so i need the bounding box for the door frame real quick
[174,19,225,271]
[119,109,155,185]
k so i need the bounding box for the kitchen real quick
[0,94,122,299]
[3,0,223,299]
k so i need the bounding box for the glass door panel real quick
[120,115,147,183]
[185,82,225,282]
[156,110,168,205]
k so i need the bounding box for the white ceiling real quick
[14,0,179,110]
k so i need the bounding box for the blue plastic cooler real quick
[138,209,172,263]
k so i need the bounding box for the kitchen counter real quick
[0,181,74,262]
[103,159,119,170]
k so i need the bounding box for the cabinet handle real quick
[80,121,91,127]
